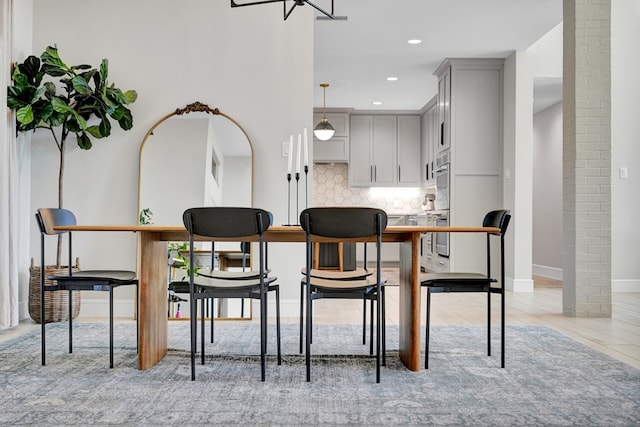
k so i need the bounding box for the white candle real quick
[296,133,302,174]
[303,127,309,167]
[287,135,293,174]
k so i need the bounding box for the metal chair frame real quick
[35,208,138,369]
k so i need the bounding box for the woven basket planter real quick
[28,258,81,324]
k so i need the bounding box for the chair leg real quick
[210,298,215,344]
[201,298,206,365]
[425,289,431,369]
[369,298,374,356]
[299,283,304,354]
[260,290,267,382]
[41,286,46,366]
[362,297,367,345]
[109,287,114,369]
[382,287,386,367]
[68,290,73,354]
[376,289,381,384]
[487,287,492,357]
[501,289,505,369]
[305,286,312,382]
[276,287,282,365]
[190,294,197,381]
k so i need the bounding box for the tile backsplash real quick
[312,164,433,214]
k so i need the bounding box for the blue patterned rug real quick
[0,322,638,426]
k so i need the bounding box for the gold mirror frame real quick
[137,101,254,320]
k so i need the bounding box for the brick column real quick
[563,0,611,317]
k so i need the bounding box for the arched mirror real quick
[137,102,253,320]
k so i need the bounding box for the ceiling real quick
[313,0,563,113]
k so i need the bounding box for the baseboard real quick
[612,279,640,293]
[506,277,534,293]
[532,264,563,281]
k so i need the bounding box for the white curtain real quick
[0,0,21,329]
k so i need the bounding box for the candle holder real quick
[304,165,309,209]
[295,172,301,225]
[285,173,292,226]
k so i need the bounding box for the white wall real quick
[26,0,313,316]
[611,0,640,291]
[532,102,563,278]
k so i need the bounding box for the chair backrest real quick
[183,207,271,238]
[483,209,511,236]
[300,207,388,239]
[35,208,77,235]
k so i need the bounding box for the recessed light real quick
[372,101,382,106]
[386,77,398,81]
[408,39,422,45]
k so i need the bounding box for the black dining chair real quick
[183,207,281,381]
[300,207,388,383]
[420,209,511,369]
[299,245,384,360]
[35,208,138,369]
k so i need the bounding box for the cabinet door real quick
[437,69,451,154]
[349,115,374,186]
[397,115,421,186]
[372,115,397,186]
[313,112,349,162]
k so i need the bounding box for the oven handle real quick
[435,164,449,173]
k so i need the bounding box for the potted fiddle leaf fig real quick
[7,45,137,323]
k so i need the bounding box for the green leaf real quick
[51,97,71,113]
[20,56,42,80]
[85,125,103,138]
[71,64,92,70]
[72,111,87,130]
[117,108,133,130]
[16,105,34,124]
[71,76,92,95]
[44,82,57,98]
[98,117,111,137]
[124,90,138,104]
[99,59,109,83]
[12,72,28,88]
[76,132,92,150]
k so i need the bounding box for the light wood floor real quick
[2,274,638,369]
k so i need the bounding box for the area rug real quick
[0,322,638,426]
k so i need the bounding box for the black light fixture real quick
[314,83,335,141]
[230,0,335,21]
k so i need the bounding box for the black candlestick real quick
[304,165,309,209]
[295,172,300,225]
[286,173,292,226]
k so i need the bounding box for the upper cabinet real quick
[436,69,451,154]
[349,114,420,187]
[312,111,350,163]
[421,97,437,186]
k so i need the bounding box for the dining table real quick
[53,224,500,372]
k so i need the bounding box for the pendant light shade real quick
[314,83,335,141]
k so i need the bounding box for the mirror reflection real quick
[137,102,253,319]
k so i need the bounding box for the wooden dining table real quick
[54,224,499,372]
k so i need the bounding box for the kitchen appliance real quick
[434,151,450,211]
[435,216,449,257]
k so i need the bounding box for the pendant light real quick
[314,83,335,141]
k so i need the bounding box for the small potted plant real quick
[7,45,137,323]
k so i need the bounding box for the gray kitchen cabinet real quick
[436,68,451,154]
[312,111,350,163]
[349,114,420,187]
[420,97,437,185]
[349,115,397,187]
[397,115,421,186]
[433,58,504,273]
